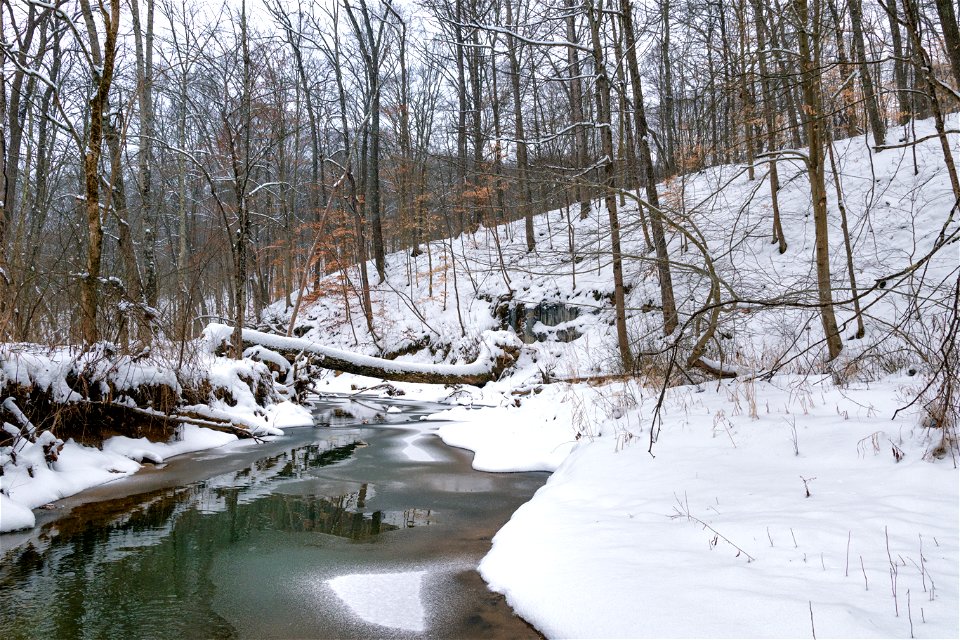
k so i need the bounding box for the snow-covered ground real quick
[3,118,957,637]
[297,366,958,638]
[0,425,237,532]
[261,117,959,637]
[431,375,958,638]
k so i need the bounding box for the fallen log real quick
[203,323,522,386]
[690,357,739,379]
[116,404,261,440]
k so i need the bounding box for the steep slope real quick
[266,116,958,386]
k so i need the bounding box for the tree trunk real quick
[848,0,886,147]
[343,0,386,281]
[880,0,911,125]
[610,5,653,250]
[1,5,47,314]
[827,135,865,338]
[209,323,520,386]
[468,0,485,230]
[737,0,756,179]
[660,0,677,175]
[231,0,253,359]
[749,0,788,252]
[933,0,960,89]
[588,0,633,371]
[505,0,535,252]
[620,0,679,335]
[795,0,843,361]
[768,0,805,148]
[488,32,507,225]
[79,0,121,345]
[826,0,860,137]
[130,0,157,309]
[900,0,960,202]
[566,0,591,220]
[105,112,146,346]
[454,0,469,235]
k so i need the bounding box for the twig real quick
[891,566,900,616]
[907,590,914,638]
[885,526,895,566]
[670,495,756,562]
[919,534,927,593]
[845,531,851,577]
[886,526,899,615]
[860,555,869,590]
[809,601,816,639]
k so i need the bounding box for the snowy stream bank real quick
[421,374,959,639]
[2,369,957,638]
[0,395,546,638]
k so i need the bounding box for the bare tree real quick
[621,0,679,336]
[78,0,122,344]
[794,0,843,361]
[344,0,389,282]
[587,0,632,370]
[504,0,536,252]
[848,0,886,147]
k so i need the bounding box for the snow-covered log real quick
[203,323,522,386]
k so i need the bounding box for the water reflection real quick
[0,438,424,639]
[0,396,546,640]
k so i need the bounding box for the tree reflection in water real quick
[0,438,432,639]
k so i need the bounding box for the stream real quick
[0,396,547,639]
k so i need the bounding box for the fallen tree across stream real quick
[203,324,522,386]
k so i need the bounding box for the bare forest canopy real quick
[0,0,958,382]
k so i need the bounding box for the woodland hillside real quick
[1,0,958,470]
[1,4,958,635]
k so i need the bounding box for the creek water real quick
[0,396,547,639]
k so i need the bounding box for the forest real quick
[0,0,953,361]
[0,0,960,470]
[1,0,959,635]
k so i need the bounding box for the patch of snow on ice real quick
[401,433,437,462]
[327,571,427,632]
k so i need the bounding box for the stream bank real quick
[0,396,546,639]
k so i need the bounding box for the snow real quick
[102,425,238,463]
[3,116,958,636]
[327,571,427,632]
[400,431,439,462]
[267,398,315,429]
[2,437,138,531]
[439,376,959,638]
[1,341,314,532]
[0,493,35,531]
[250,116,960,638]
[0,425,240,533]
[108,355,182,395]
[205,323,520,378]
[180,352,312,435]
[430,387,586,472]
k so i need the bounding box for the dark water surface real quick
[0,397,546,639]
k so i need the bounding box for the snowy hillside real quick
[264,117,959,638]
[267,116,958,385]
